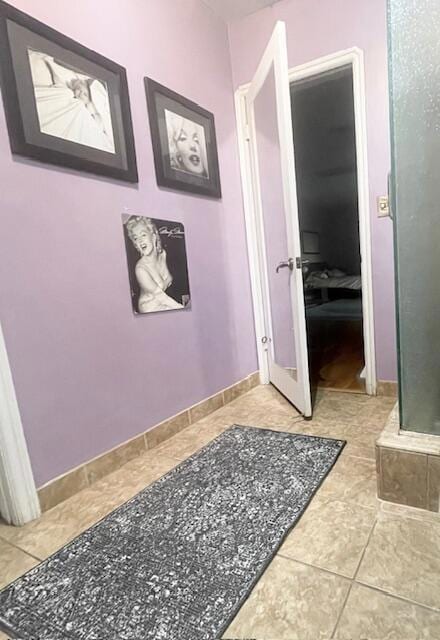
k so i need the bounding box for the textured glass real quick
[388,0,440,433]
[254,63,297,374]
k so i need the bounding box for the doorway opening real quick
[290,65,365,394]
[235,42,376,412]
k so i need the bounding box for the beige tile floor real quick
[1,385,440,639]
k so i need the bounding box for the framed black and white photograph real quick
[0,1,138,182]
[122,214,191,315]
[145,77,221,198]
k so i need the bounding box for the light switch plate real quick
[377,195,390,217]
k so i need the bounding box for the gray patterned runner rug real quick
[0,425,344,640]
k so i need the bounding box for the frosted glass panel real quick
[388,0,440,433]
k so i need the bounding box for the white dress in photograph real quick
[28,50,115,154]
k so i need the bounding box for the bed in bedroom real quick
[300,232,365,391]
[303,263,364,391]
[303,263,363,321]
[305,270,361,292]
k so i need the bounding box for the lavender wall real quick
[0,0,257,486]
[228,0,397,382]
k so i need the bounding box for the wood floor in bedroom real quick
[308,317,366,393]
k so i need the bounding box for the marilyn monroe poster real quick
[0,1,138,182]
[122,214,191,315]
[144,77,221,198]
[28,49,115,154]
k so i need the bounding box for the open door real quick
[245,21,312,416]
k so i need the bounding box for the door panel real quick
[246,21,311,415]
[253,63,297,376]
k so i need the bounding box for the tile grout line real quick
[330,579,354,639]
[378,503,440,526]
[276,550,358,639]
[352,514,379,581]
[0,535,42,563]
[276,553,352,582]
[330,513,380,638]
[352,512,440,615]
[343,452,378,463]
[353,578,440,614]
[425,453,429,511]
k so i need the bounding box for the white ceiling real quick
[202,0,282,22]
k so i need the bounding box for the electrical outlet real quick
[377,195,390,217]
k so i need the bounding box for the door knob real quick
[276,258,294,273]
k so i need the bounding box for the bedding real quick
[306,298,363,320]
[305,267,361,291]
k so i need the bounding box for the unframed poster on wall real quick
[122,214,191,315]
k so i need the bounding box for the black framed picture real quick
[0,0,138,182]
[122,214,191,315]
[145,78,221,198]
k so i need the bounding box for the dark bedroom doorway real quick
[290,65,365,394]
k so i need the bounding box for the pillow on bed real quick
[327,268,347,277]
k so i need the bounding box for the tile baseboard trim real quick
[376,404,440,513]
[377,380,398,398]
[37,371,260,513]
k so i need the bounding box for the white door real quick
[245,21,312,416]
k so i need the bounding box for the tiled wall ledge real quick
[376,380,398,397]
[376,404,440,512]
[37,371,260,513]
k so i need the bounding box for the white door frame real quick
[0,322,41,525]
[235,47,377,395]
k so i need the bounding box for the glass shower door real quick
[388,0,440,433]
